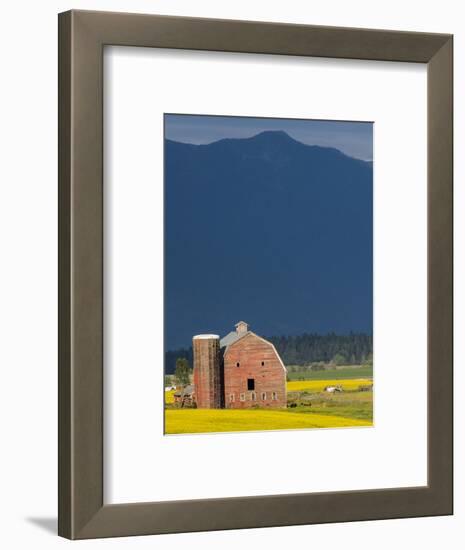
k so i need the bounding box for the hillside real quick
[165,130,373,350]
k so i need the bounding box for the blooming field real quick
[164,376,373,434]
[165,408,371,434]
[287,379,372,393]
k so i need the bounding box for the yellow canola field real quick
[287,379,372,393]
[165,408,371,434]
[165,389,176,404]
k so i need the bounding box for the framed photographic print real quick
[163,113,374,435]
[58,10,453,539]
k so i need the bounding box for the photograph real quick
[164,113,373,435]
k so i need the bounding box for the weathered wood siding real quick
[193,337,222,409]
[223,333,286,409]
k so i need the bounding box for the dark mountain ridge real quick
[165,130,373,350]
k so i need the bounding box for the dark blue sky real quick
[165,114,373,161]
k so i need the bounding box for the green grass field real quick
[286,392,373,422]
[165,369,373,434]
[286,364,373,380]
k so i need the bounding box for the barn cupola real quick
[235,321,249,335]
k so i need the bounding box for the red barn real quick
[192,322,287,409]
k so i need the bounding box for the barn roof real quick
[220,330,248,348]
[221,331,288,373]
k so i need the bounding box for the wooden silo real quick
[192,334,222,409]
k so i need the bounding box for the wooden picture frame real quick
[58,9,453,539]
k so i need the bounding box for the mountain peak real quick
[249,130,297,142]
[165,127,373,349]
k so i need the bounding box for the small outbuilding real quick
[173,384,195,407]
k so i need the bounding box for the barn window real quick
[236,362,240,367]
[261,361,265,366]
[229,394,235,402]
[247,378,255,391]
[240,393,245,401]
[261,392,266,400]
[272,392,277,400]
[251,392,256,401]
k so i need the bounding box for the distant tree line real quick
[267,332,372,367]
[165,332,372,374]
